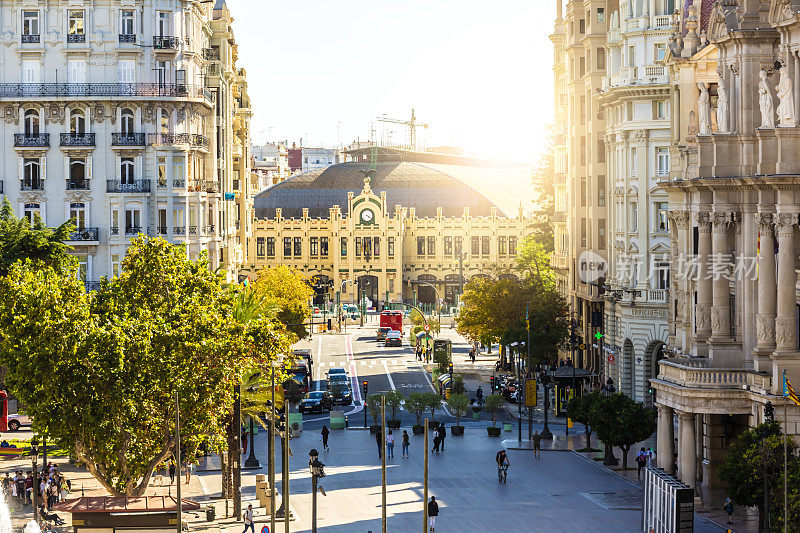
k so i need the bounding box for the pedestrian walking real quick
[402,430,410,458]
[375,427,382,459]
[723,497,734,525]
[432,433,440,454]
[185,460,193,484]
[636,448,647,480]
[387,431,395,458]
[321,425,330,451]
[469,347,476,363]
[168,459,176,485]
[476,386,484,406]
[427,496,439,532]
[532,430,541,459]
[437,425,446,452]
[242,503,255,533]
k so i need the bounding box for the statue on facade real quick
[759,70,776,128]
[716,78,730,133]
[697,82,712,135]
[776,66,796,127]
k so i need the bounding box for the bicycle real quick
[497,463,508,484]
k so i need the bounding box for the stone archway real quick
[416,274,438,305]
[356,275,378,308]
[622,339,634,396]
[310,274,331,307]
[643,340,665,407]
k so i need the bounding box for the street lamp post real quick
[418,281,441,330]
[340,280,351,333]
[540,367,553,440]
[244,415,260,468]
[31,440,39,525]
[308,449,326,533]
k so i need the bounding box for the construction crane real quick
[377,108,429,150]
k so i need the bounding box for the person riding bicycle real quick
[496,449,510,477]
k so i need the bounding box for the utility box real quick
[329,410,345,430]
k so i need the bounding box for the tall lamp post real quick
[31,440,39,524]
[308,449,326,533]
[539,367,553,440]
[418,281,441,329]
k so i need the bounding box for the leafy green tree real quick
[365,394,383,426]
[718,422,800,531]
[0,237,290,496]
[282,379,305,408]
[484,394,506,428]
[254,265,314,340]
[406,393,427,426]
[567,392,601,450]
[384,390,404,422]
[446,393,469,427]
[0,198,76,277]
[450,375,466,395]
[589,394,656,469]
[421,392,441,423]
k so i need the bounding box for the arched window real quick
[70,108,86,135]
[160,109,170,134]
[24,109,39,136]
[121,108,134,134]
[121,157,135,184]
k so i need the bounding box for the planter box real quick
[451,425,465,436]
[412,425,424,435]
[503,423,512,432]
[387,420,401,430]
[487,427,501,437]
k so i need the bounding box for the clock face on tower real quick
[360,209,374,223]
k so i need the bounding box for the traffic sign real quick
[424,324,430,332]
[525,379,537,407]
[579,343,586,351]
[608,355,615,363]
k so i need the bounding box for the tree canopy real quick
[253,265,314,340]
[0,237,291,496]
[588,393,656,469]
[0,198,76,277]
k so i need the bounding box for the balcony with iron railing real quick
[125,226,142,236]
[206,225,215,235]
[153,36,179,50]
[67,33,86,43]
[157,226,168,236]
[118,34,136,44]
[21,34,40,44]
[0,83,212,102]
[107,179,150,193]
[14,133,50,148]
[148,133,209,149]
[188,226,198,235]
[60,133,96,148]
[84,280,104,292]
[68,227,99,242]
[111,133,146,147]
[20,179,44,191]
[66,179,90,191]
[173,226,186,236]
[203,47,220,61]
[0,181,3,195]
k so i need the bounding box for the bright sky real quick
[226,0,556,164]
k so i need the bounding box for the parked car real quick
[385,330,402,347]
[376,327,391,342]
[298,391,334,414]
[7,413,31,431]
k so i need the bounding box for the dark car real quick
[385,330,402,347]
[329,382,353,405]
[376,327,391,342]
[298,391,334,414]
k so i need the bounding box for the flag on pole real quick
[783,370,800,407]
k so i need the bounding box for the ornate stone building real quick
[652,0,800,495]
[243,150,535,307]
[0,0,253,283]
[599,0,675,405]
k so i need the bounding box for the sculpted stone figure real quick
[759,70,775,128]
[697,82,712,135]
[776,66,796,127]
[716,78,729,132]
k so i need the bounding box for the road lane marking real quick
[382,361,396,391]
[344,335,363,417]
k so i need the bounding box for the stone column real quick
[754,213,777,367]
[677,410,697,489]
[710,212,732,339]
[774,214,797,373]
[656,404,675,473]
[695,213,712,344]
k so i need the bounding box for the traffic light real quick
[765,401,775,423]
[448,364,454,376]
[362,380,368,395]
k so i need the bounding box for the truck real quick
[379,310,403,334]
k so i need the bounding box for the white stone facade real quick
[0,0,253,283]
[598,1,674,404]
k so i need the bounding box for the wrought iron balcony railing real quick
[153,36,178,49]
[202,47,220,61]
[69,227,99,241]
[60,133,96,147]
[67,33,85,43]
[14,133,49,147]
[188,226,198,235]
[173,179,185,188]
[84,280,104,292]
[173,226,186,236]
[0,83,211,101]
[110,226,119,236]
[118,34,136,43]
[148,133,209,148]
[20,180,44,191]
[157,226,168,235]
[111,133,146,146]
[206,225,215,234]
[66,179,90,190]
[125,226,142,235]
[0,181,3,195]
[107,179,150,193]
[21,34,40,44]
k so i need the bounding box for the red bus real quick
[380,310,403,334]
